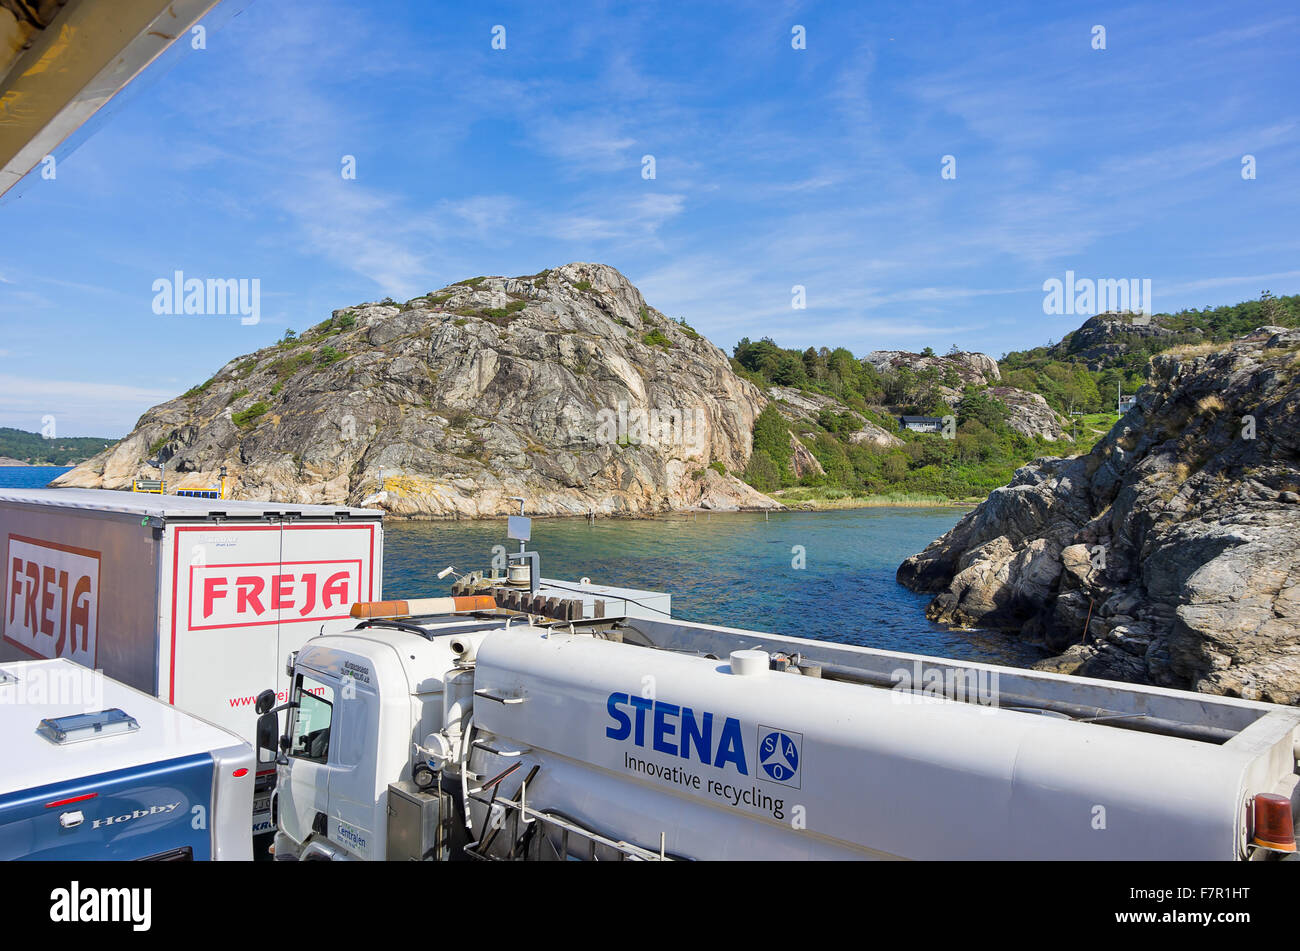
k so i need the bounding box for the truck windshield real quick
[290,675,335,764]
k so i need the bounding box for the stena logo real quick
[5,536,99,665]
[189,561,361,630]
[605,692,748,774]
[758,726,803,789]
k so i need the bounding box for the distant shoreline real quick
[769,491,981,512]
[0,476,980,517]
[382,500,978,522]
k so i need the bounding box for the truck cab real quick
[269,618,485,860]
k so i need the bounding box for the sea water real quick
[0,468,1042,667]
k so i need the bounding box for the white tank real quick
[469,626,1275,860]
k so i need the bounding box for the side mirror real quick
[254,689,277,715]
[257,712,278,754]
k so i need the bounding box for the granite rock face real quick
[55,264,781,517]
[990,386,1066,441]
[766,385,903,450]
[898,328,1300,703]
[864,349,1001,402]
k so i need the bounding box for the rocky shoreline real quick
[898,327,1300,703]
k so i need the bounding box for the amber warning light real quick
[1252,793,1296,852]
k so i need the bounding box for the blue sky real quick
[1,0,1297,435]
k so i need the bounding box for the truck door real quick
[277,669,337,846]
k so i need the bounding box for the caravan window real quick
[290,675,335,764]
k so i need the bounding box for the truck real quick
[261,528,1300,861]
[0,488,383,837]
[0,658,253,860]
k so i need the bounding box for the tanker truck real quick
[258,526,1300,861]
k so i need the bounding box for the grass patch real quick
[268,350,315,381]
[1165,341,1235,360]
[232,401,270,428]
[182,378,213,399]
[642,329,673,349]
[772,487,964,507]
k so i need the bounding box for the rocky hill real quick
[864,349,1001,398]
[1051,312,1190,370]
[55,264,778,516]
[862,350,1065,440]
[898,327,1300,703]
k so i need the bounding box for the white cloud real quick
[0,375,175,436]
[1160,270,1300,295]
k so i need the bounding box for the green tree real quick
[742,449,781,492]
[770,352,808,386]
[751,405,792,472]
[956,390,1010,431]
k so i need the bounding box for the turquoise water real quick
[384,509,1045,667]
[0,468,1040,667]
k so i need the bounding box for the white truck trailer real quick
[261,534,1300,861]
[0,658,253,860]
[0,488,383,835]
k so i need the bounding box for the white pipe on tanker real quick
[450,631,489,663]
